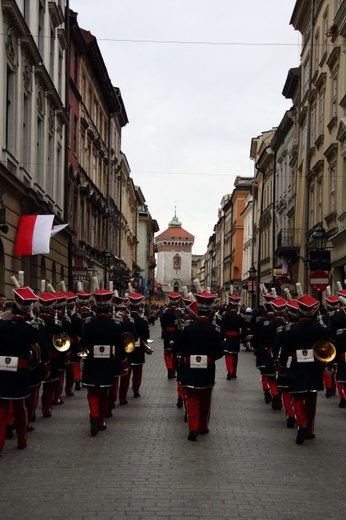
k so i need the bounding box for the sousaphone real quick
[53,332,71,352]
[313,340,336,363]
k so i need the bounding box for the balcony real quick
[274,228,301,265]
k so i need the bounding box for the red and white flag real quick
[14,215,67,256]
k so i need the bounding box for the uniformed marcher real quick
[64,291,83,397]
[258,296,287,411]
[39,292,64,419]
[327,287,346,408]
[79,289,127,436]
[253,289,276,404]
[279,294,332,444]
[0,287,41,451]
[160,292,182,379]
[178,290,224,441]
[118,292,150,404]
[106,294,138,415]
[221,293,245,380]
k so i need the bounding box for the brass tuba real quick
[29,343,42,371]
[53,332,71,352]
[313,340,336,363]
[122,332,136,354]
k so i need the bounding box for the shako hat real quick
[54,292,67,308]
[297,294,320,317]
[128,292,144,307]
[337,288,346,307]
[77,291,91,303]
[270,297,287,315]
[113,294,128,308]
[187,300,199,320]
[12,286,37,312]
[325,294,339,310]
[92,289,113,308]
[65,291,77,308]
[167,292,181,307]
[38,292,57,311]
[194,291,217,313]
[229,294,241,306]
[286,298,299,318]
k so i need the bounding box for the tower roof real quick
[155,210,194,243]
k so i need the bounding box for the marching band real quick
[1,273,346,453]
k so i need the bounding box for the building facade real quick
[155,212,194,295]
[0,0,68,295]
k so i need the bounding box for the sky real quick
[70,0,301,255]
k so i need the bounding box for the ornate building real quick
[155,211,194,295]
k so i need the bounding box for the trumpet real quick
[52,332,71,352]
[313,340,336,363]
[144,340,154,355]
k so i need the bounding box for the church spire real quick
[168,206,182,227]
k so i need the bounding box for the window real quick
[309,184,314,229]
[22,94,30,171]
[311,104,316,145]
[37,117,44,186]
[330,165,336,213]
[73,115,78,153]
[323,12,328,56]
[303,56,310,94]
[331,70,338,118]
[314,31,320,71]
[318,91,325,136]
[317,179,322,222]
[173,254,181,270]
[6,66,16,154]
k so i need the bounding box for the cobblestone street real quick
[1,320,345,520]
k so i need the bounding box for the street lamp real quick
[312,225,328,251]
[101,249,112,289]
[248,266,257,310]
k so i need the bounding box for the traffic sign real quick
[309,270,329,292]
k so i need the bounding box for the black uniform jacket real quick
[327,309,346,382]
[0,317,40,399]
[38,313,64,382]
[221,310,245,353]
[178,317,224,389]
[160,307,180,350]
[279,319,330,393]
[125,311,150,366]
[80,315,126,387]
[258,317,286,376]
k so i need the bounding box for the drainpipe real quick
[303,0,315,293]
[64,1,73,290]
[255,165,265,308]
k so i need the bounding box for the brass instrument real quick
[52,332,71,352]
[29,343,42,371]
[144,340,154,355]
[313,340,336,363]
[77,347,89,358]
[122,332,136,354]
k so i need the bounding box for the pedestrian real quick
[278,294,333,444]
[79,289,127,436]
[178,290,223,441]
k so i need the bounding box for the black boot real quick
[188,430,198,441]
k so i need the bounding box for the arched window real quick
[173,254,181,270]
